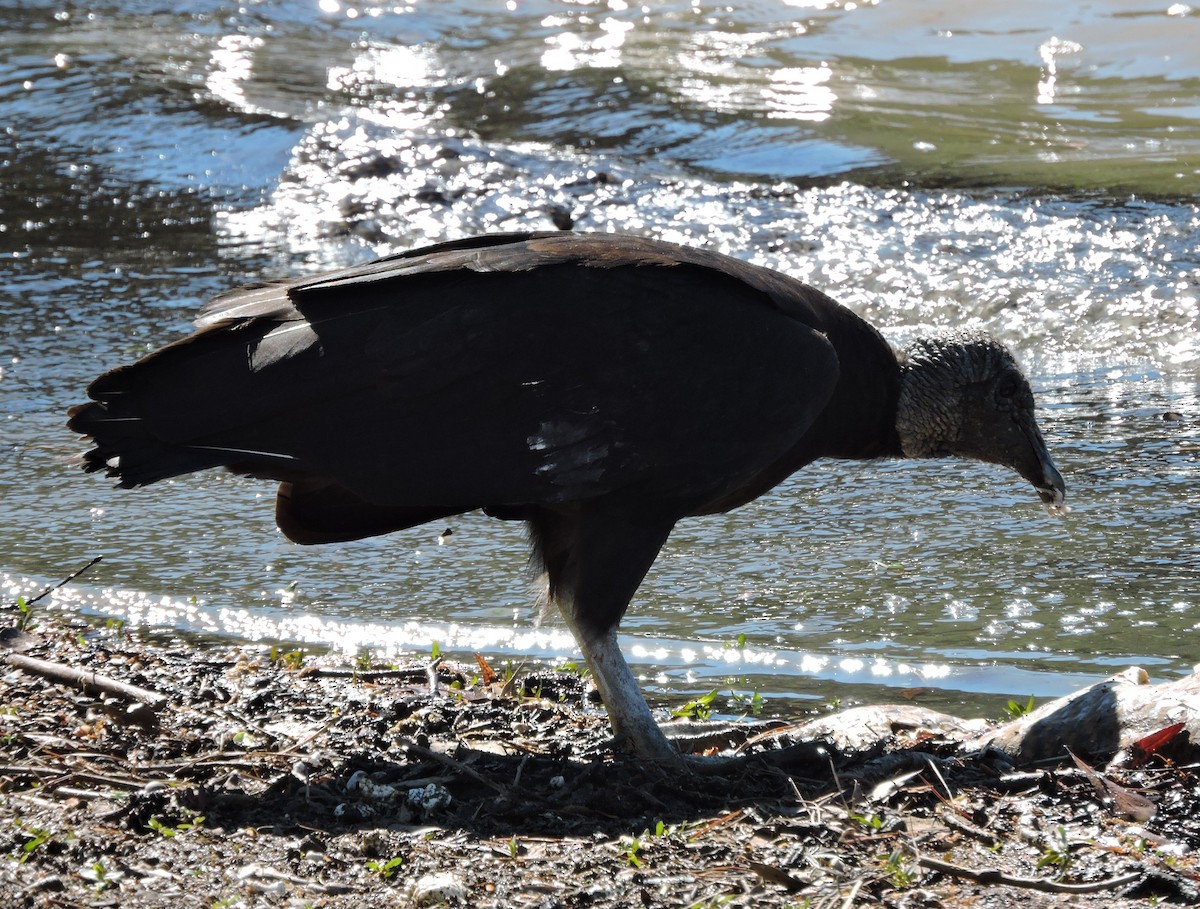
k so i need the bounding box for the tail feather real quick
[66,323,301,487]
[67,398,233,487]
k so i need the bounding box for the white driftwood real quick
[968,666,1200,765]
[780,667,1200,767]
[790,705,991,753]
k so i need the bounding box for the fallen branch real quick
[918,855,1143,894]
[3,652,168,710]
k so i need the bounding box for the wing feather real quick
[77,233,844,513]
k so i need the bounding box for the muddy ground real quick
[2,614,1199,909]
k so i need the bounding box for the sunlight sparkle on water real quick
[206,35,264,113]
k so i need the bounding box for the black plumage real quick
[69,232,1065,762]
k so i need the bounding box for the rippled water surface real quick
[2,0,1198,720]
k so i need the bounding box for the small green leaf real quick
[671,689,718,721]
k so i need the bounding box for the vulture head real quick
[896,332,1066,508]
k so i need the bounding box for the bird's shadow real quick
[169,738,845,841]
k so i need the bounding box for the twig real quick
[918,855,1143,894]
[3,652,168,709]
[58,770,146,791]
[839,877,865,909]
[139,755,278,774]
[45,786,118,801]
[274,716,338,757]
[687,809,743,842]
[512,754,530,788]
[310,667,429,681]
[395,736,508,794]
[747,861,806,892]
[218,707,279,745]
[499,661,528,698]
[427,656,443,696]
[7,556,103,611]
[939,807,1002,849]
[5,791,60,811]
[0,765,62,778]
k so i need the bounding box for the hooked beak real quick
[1018,421,1066,508]
[1034,463,1066,506]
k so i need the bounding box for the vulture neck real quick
[810,317,905,462]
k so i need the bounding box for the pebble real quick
[407,871,467,906]
[406,782,452,814]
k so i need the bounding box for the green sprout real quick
[883,850,919,888]
[366,856,404,879]
[671,690,718,721]
[269,646,306,670]
[16,822,53,863]
[1004,695,1036,719]
[621,833,644,867]
[1036,827,1073,877]
[730,689,765,717]
[147,815,205,838]
[15,596,35,632]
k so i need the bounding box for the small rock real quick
[406,783,452,815]
[346,770,397,800]
[408,871,467,906]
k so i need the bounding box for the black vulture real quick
[68,231,1066,762]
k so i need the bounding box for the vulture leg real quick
[575,626,676,762]
[529,507,679,763]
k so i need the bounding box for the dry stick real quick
[747,861,806,893]
[3,652,168,710]
[47,786,116,801]
[938,808,1002,849]
[57,770,146,791]
[687,809,744,842]
[395,736,508,794]
[2,558,165,711]
[311,667,431,681]
[10,556,104,611]
[917,856,1143,894]
[274,716,339,757]
[0,764,62,778]
[512,753,530,788]
[426,656,442,697]
[839,877,865,909]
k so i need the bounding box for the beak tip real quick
[1037,485,1065,506]
[1035,478,1068,516]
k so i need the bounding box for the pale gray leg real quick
[568,622,680,763]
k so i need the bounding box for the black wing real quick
[71,233,842,516]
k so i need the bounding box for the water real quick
[2,0,1198,722]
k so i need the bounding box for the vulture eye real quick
[997,375,1020,399]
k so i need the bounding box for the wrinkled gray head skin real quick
[897,332,1066,506]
